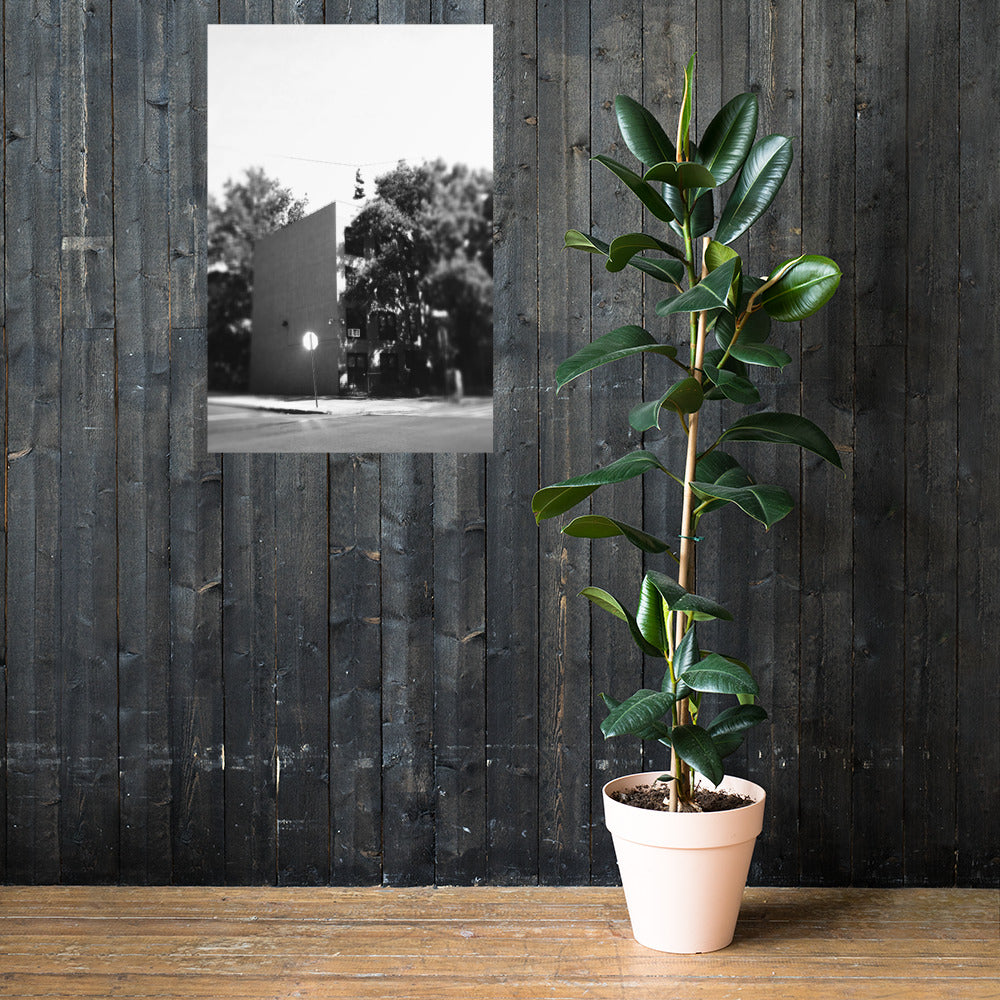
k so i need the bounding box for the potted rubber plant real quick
[532,57,842,953]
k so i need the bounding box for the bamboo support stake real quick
[669,238,711,811]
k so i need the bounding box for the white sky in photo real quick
[208,25,494,209]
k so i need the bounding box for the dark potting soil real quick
[610,783,754,813]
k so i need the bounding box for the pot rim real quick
[602,770,766,817]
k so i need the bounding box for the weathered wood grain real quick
[222,454,278,885]
[113,0,174,885]
[4,0,64,885]
[432,455,488,883]
[328,455,383,884]
[852,0,908,887]
[536,0,592,886]
[485,0,540,884]
[275,454,331,886]
[797,0,855,885]
[379,454,436,886]
[0,887,996,999]
[903,0,960,886]
[58,327,118,883]
[957,0,1000,889]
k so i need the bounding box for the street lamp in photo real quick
[302,330,319,408]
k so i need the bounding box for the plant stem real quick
[669,237,710,812]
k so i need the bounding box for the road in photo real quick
[208,395,493,453]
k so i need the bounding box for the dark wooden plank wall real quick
[1,0,997,889]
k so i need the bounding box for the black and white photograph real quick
[207,25,494,452]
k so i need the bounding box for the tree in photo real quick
[208,167,307,391]
[343,159,493,395]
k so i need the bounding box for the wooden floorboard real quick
[0,887,995,999]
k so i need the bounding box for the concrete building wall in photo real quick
[249,201,361,396]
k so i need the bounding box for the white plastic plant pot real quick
[603,771,766,954]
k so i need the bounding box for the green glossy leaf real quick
[670,724,724,786]
[719,411,843,469]
[672,624,700,699]
[599,693,671,742]
[607,232,686,272]
[644,570,734,622]
[692,450,752,514]
[702,364,760,404]
[707,703,768,738]
[628,255,686,284]
[564,229,610,254]
[729,343,792,367]
[690,480,794,529]
[760,255,842,321]
[688,188,715,239]
[657,258,739,316]
[629,377,704,432]
[614,95,676,166]
[705,240,739,272]
[555,325,678,390]
[636,575,669,653]
[561,515,676,557]
[532,450,667,522]
[592,155,675,223]
[582,587,663,658]
[677,54,695,161]
[682,653,759,696]
[715,134,794,244]
[643,160,717,189]
[714,308,771,350]
[711,731,744,759]
[602,689,675,739]
[701,349,750,400]
[698,92,759,184]
[695,449,747,485]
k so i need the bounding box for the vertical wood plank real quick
[957,0,1000,890]
[852,0,907,886]
[486,0,540,884]
[536,0,592,886]
[274,0,326,22]
[58,0,117,888]
[433,456,488,884]
[167,0,224,884]
[169,0,211,331]
[113,0,174,885]
[60,0,115,331]
[275,455,331,886]
[587,0,644,885]
[329,455,383,884]
[380,455,435,886]
[904,0,960,886]
[220,0,273,22]
[58,327,118,882]
[327,0,378,22]
[4,0,64,884]
[222,456,278,885]
[799,0,856,885]
[167,328,225,883]
[740,0,803,885]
